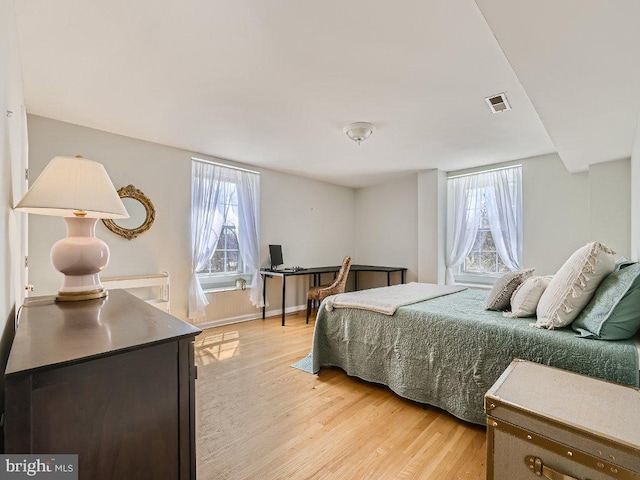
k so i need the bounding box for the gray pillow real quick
[572,261,640,340]
[485,269,535,311]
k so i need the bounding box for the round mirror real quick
[102,185,155,240]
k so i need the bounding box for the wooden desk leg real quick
[262,274,267,319]
[387,272,391,286]
[354,272,358,291]
[402,270,405,284]
[281,276,286,326]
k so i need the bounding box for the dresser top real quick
[6,290,201,377]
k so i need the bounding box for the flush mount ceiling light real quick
[344,122,375,145]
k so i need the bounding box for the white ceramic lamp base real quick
[51,216,110,302]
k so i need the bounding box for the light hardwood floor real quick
[195,311,487,480]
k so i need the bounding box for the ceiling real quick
[14,1,639,188]
[476,0,640,173]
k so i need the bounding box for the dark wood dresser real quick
[4,290,201,480]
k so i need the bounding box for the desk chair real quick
[306,256,352,323]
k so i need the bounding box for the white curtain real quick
[445,166,522,284]
[189,162,225,320]
[484,168,522,272]
[445,174,482,284]
[232,169,263,307]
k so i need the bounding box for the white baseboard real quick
[196,303,307,329]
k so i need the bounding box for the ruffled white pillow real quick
[535,242,616,329]
[504,276,552,318]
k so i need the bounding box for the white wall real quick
[417,169,447,283]
[589,158,631,258]
[354,174,418,289]
[25,118,634,324]
[520,154,591,274]
[631,116,640,261]
[1,0,28,418]
[449,153,631,276]
[26,115,355,323]
[446,155,593,275]
[356,153,632,287]
[27,115,194,318]
[0,0,14,376]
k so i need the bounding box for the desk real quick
[260,264,407,326]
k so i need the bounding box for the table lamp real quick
[15,156,129,301]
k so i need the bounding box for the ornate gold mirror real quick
[102,184,155,240]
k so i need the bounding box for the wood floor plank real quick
[196,312,486,479]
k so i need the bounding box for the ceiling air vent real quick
[485,93,511,113]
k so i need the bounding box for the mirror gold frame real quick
[102,184,155,240]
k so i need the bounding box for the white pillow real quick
[504,276,553,318]
[535,242,616,329]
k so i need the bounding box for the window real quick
[446,165,522,285]
[190,159,260,307]
[196,180,245,278]
[204,225,243,275]
[462,193,509,275]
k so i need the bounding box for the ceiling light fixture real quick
[344,122,375,145]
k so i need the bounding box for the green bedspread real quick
[311,289,639,425]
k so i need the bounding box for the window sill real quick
[455,282,492,291]
[202,285,248,294]
[454,273,501,286]
[197,272,253,293]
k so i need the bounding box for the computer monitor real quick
[269,244,284,270]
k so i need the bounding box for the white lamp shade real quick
[15,156,129,219]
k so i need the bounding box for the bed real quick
[309,288,640,426]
